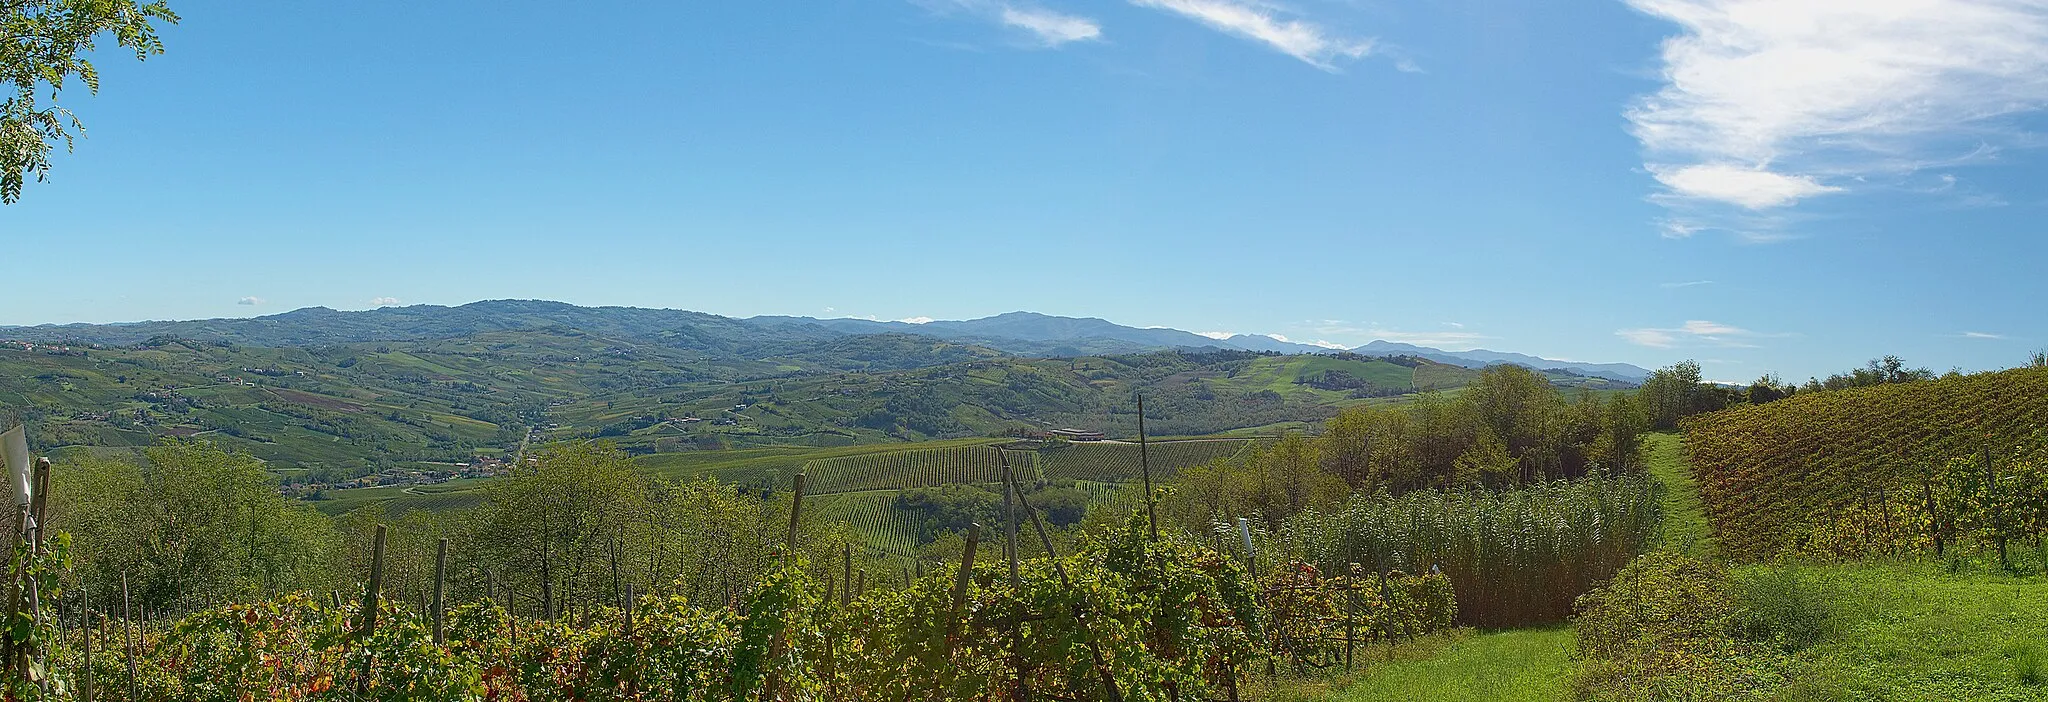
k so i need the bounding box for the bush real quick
[1729,565,1836,652]
[1570,551,1747,701]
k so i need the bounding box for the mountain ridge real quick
[2,301,1650,381]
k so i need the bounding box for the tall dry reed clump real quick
[1284,475,1661,627]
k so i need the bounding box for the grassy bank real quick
[1322,627,1575,702]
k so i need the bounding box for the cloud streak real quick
[1616,319,1781,348]
[920,0,1102,47]
[237,296,263,306]
[1131,0,1376,71]
[1000,5,1101,45]
[370,297,401,307]
[1625,0,2048,229]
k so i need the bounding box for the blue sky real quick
[4,0,2046,382]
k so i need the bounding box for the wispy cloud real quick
[1001,5,1102,45]
[1197,330,1237,340]
[1660,280,1714,289]
[237,296,264,306]
[1131,0,1377,71]
[1959,331,2007,340]
[1263,333,1347,349]
[1302,320,1493,349]
[1616,319,1781,349]
[918,0,1102,47]
[897,316,936,324]
[370,297,401,307]
[1625,0,2048,231]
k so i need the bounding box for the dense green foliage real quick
[14,515,1463,701]
[1684,366,2048,560]
[49,442,340,611]
[1312,366,1648,494]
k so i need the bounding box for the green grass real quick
[1321,627,1575,702]
[1643,432,1714,557]
[1760,560,2048,701]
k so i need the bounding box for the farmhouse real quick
[1049,428,1105,442]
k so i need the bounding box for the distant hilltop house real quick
[1048,428,1105,442]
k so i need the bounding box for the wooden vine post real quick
[1985,446,2008,569]
[1137,394,1157,540]
[998,450,1027,702]
[120,572,136,702]
[79,588,93,702]
[764,472,806,701]
[358,524,388,693]
[1008,469,1123,702]
[945,523,981,652]
[433,538,449,644]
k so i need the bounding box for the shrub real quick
[1728,565,1835,652]
[1570,551,1746,701]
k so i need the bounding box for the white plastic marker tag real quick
[1,424,29,507]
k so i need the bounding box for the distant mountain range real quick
[750,311,1649,382]
[3,301,1650,382]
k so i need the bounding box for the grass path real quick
[1324,432,1707,701]
[1326,627,1576,702]
[1643,432,1714,557]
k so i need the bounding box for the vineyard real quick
[803,445,1015,494]
[806,491,922,560]
[1034,439,1259,482]
[1684,366,2048,560]
[14,515,1459,701]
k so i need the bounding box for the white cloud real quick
[1627,0,2048,217]
[1617,329,1680,348]
[1443,322,1465,328]
[919,0,1102,48]
[1131,0,1376,71]
[237,296,264,306]
[1960,331,2007,339]
[1617,319,1780,348]
[370,297,401,307]
[897,316,936,324]
[1197,331,1237,340]
[1649,163,1840,209]
[1660,280,1715,288]
[1000,5,1102,45]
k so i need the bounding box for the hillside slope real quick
[1684,367,2048,560]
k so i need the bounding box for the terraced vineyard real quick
[804,445,1020,494]
[1035,439,1259,481]
[808,491,922,560]
[1684,366,2048,560]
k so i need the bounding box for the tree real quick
[49,441,341,610]
[3,0,180,202]
[1746,373,1793,404]
[1161,432,1346,531]
[470,442,654,618]
[1638,360,1709,430]
[1813,355,1935,391]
